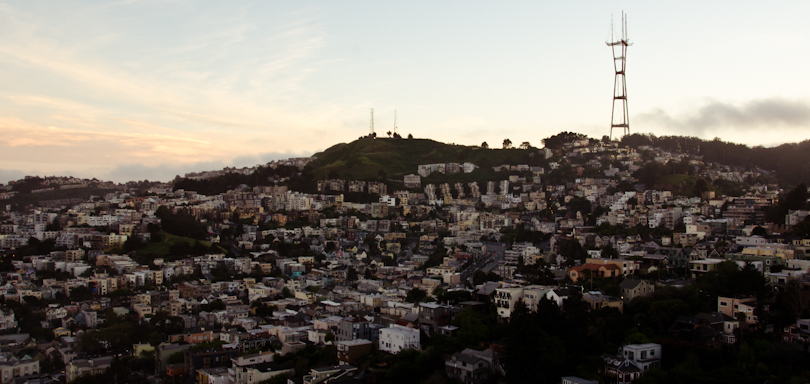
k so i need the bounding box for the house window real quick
[719,301,727,307]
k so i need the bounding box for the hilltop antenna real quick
[370,108,375,136]
[394,110,398,135]
[607,11,632,141]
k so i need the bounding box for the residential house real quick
[336,339,373,365]
[378,325,420,354]
[783,319,810,352]
[619,279,654,303]
[582,292,624,313]
[445,351,490,384]
[620,343,662,371]
[0,355,39,384]
[302,365,358,384]
[568,263,621,283]
[66,356,113,383]
[717,296,764,325]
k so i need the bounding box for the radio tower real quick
[393,110,398,135]
[370,108,375,136]
[607,12,632,140]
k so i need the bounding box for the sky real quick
[1,1,809,183]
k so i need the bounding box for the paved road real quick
[460,242,506,282]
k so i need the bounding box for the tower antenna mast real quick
[370,108,375,136]
[607,11,632,140]
[394,110,398,135]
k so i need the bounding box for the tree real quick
[601,244,619,259]
[693,178,710,197]
[123,236,144,252]
[520,141,531,150]
[407,133,413,139]
[405,288,427,303]
[281,287,293,298]
[542,131,587,149]
[481,142,489,149]
[648,299,689,332]
[453,310,491,348]
[503,138,513,149]
[324,332,335,343]
[346,267,358,282]
[473,270,488,285]
[70,286,92,302]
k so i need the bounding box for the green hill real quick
[308,138,540,181]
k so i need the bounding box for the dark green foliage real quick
[560,239,587,265]
[405,288,427,303]
[173,165,301,196]
[771,183,810,224]
[506,300,566,383]
[498,227,551,246]
[695,261,770,300]
[70,286,92,302]
[123,235,144,252]
[601,244,619,259]
[68,356,149,384]
[75,321,150,355]
[566,196,592,215]
[167,351,185,364]
[451,309,493,348]
[751,226,767,236]
[621,133,807,187]
[472,270,488,285]
[154,206,207,239]
[382,347,445,384]
[542,131,588,150]
[435,290,472,305]
[306,138,537,182]
[346,267,358,282]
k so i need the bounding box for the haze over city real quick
[1,1,808,183]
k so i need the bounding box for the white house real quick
[621,343,662,371]
[378,325,420,354]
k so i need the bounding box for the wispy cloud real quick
[0,2,352,179]
[0,148,312,184]
[636,98,810,134]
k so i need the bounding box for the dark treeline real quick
[436,259,807,384]
[621,133,810,187]
[155,206,208,239]
[173,165,309,196]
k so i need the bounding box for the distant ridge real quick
[4,132,810,209]
[621,133,810,187]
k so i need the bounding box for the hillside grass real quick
[137,231,224,256]
[309,138,539,181]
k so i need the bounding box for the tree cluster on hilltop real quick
[622,133,810,187]
[541,131,590,149]
[172,165,306,196]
